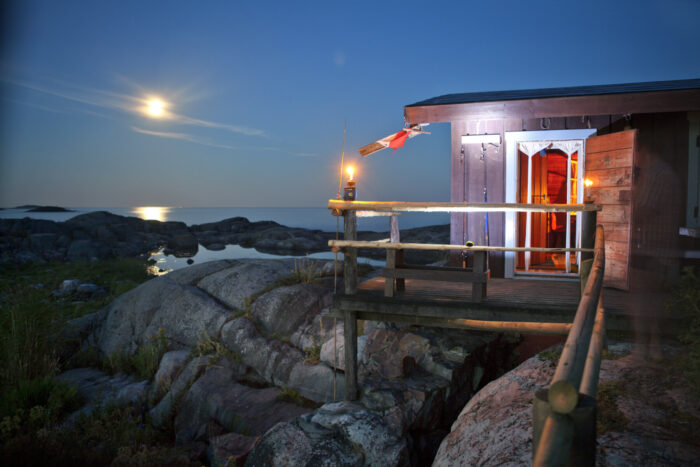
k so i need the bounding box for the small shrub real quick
[276,388,322,409]
[303,344,321,365]
[190,329,234,362]
[538,348,562,366]
[105,329,169,380]
[596,380,629,434]
[667,267,700,396]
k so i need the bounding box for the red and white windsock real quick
[358,125,429,157]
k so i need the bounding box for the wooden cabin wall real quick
[628,112,689,288]
[449,114,626,278]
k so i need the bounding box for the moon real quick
[146,99,166,118]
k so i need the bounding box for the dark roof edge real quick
[406,78,700,108]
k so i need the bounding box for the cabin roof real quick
[406,78,700,107]
[404,78,700,123]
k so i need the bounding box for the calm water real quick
[0,206,448,232]
[1,206,446,271]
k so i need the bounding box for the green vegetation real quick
[596,380,629,434]
[538,348,562,366]
[190,329,239,364]
[303,342,321,365]
[666,267,700,396]
[276,388,322,409]
[0,258,152,391]
[1,403,192,466]
[0,258,195,464]
[105,328,170,381]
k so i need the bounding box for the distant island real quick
[21,205,74,212]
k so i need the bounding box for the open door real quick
[585,129,637,290]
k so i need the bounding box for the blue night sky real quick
[1,0,699,208]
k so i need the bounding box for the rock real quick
[66,239,102,260]
[220,317,344,403]
[204,243,226,251]
[59,279,82,294]
[26,205,73,212]
[56,367,150,418]
[248,402,409,466]
[250,284,331,344]
[154,350,191,391]
[197,259,293,310]
[245,422,313,467]
[320,323,368,372]
[432,343,699,467]
[321,260,343,276]
[207,432,258,467]
[75,282,106,298]
[150,356,211,428]
[89,273,232,355]
[174,358,311,444]
[29,233,57,252]
[168,234,199,257]
[187,258,194,264]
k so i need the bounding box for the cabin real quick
[404,78,700,290]
[327,78,700,462]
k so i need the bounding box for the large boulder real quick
[250,284,332,348]
[197,259,294,310]
[174,358,312,443]
[89,261,238,355]
[432,343,700,466]
[246,401,409,466]
[220,317,343,403]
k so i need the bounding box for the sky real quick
[1,0,699,208]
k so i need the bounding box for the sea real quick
[0,206,449,271]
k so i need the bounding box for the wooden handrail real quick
[548,225,605,411]
[328,199,602,213]
[328,239,593,254]
[533,225,605,465]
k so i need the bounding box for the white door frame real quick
[504,129,597,278]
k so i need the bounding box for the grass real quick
[596,380,629,435]
[538,348,562,366]
[276,388,322,409]
[666,266,700,397]
[1,402,193,466]
[0,258,192,465]
[104,328,169,381]
[0,258,152,394]
[303,343,321,365]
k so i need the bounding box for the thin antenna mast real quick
[337,120,347,199]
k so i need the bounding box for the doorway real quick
[504,129,597,278]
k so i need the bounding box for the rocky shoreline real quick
[0,210,449,265]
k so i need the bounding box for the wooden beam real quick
[329,309,572,335]
[404,89,700,124]
[329,200,602,213]
[343,309,358,400]
[332,297,575,322]
[343,211,357,295]
[329,239,593,254]
[382,267,489,283]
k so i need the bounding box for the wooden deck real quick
[331,276,656,334]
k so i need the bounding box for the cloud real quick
[131,127,236,150]
[2,76,266,137]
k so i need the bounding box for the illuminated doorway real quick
[504,129,596,278]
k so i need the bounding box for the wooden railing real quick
[328,200,607,463]
[532,224,605,466]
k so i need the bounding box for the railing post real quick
[580,204,597,296]
[342,210,358,400]
[343,210,357,295]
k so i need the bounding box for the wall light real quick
[461,134,502,145]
